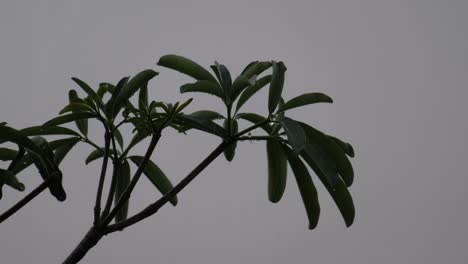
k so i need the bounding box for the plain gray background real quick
[1,0,467,263]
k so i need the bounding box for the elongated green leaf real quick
[300,123,354,186]
[59,102,94,115]
[0,126,45,155]
[266,140,287,203]
[19,126,81,138]
[189,110,225,121]
[329,136,355,158]
[175,98,193,114]
[223,119,238,162]
[138,83,148,110]
[69,90,89,136]
[53,138,80,165]
[283,146,320,229]
[42,112,97,128]
[180,80,224,99]
[176,114,226,138]
[113,70,158,115]
[241,61,259,75]
[235,113,273,134]
[115,160,131,222]
[300,151,354,227]
[0,168,25,191]
[278,116,306,154]
[278,93,333,112]
[215,62,232,96]
[0,147,19,161]
[105,77,129,115]
[230,75,253,102]
[268,61,287,113]
[71,77,101,107]
[129,156,177,206]
[29,136,66,201]
[235,75,272,113]
[242,61,272,79]
[158,54,217,83]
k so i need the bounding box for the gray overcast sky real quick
[1,0,467,263]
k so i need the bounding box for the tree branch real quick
[104,140,230,233]
[94,130,111,225]
[102,131,161,226]
[0,178,51,223]
[101,132,120,219]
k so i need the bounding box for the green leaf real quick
[0,168,25,191]
[115,160,131,222]
[53,138,80,165]
[242,61,272,79]
[0,126,46,155]
[19,126,81,138]
[176,114,226,138]
[278,116,306,154]
[300,151,354,227]
[240,61,259,75]
[0,122,7,126]
[175,98,193,114]
[329,136,355,158]
[266,140,287,203]
[105,76,129,116]
[283,146,320,229]
[223,119,238,162]
[59,102,94,115]
[300,123,354,186]
[113,70,158,116]
[0,148,17,161]
[71,77,102,107]
[129,156,177,206]
[138,83,149,111]
[189,110,225,121]
[42,112,97,128]
[214,62,232,97]
[180,80,224,99]
[69,90,89,136]
[230,75,253,102]
[268,61,287,113]
[29,136,66,201]
[235,75,272,113]
[235,113,273,134]
[278,93,333,112]
[157,54,217,83]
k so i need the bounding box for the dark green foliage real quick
[266,140,287,203]
[268,61,287,113]
[157,54,217,83]
[1,54,356,245]
[278,93,333,112]
[223,119,238,161]
[283,146,320,229]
